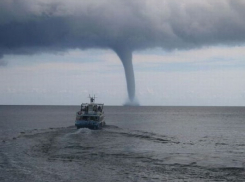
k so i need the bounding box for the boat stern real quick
[75,120,102,129]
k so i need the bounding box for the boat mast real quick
[89,94,96,103]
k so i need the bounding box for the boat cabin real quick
[79,103,104,114]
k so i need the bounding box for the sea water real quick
[0,106,245,181]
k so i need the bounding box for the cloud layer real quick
[1,0,245,103]
[1,0,245,56]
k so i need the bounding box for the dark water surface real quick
[1,106,245,181]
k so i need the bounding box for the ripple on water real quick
[1,125,245,182]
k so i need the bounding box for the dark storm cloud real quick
[1,0,245,102]
[1,0,244,54]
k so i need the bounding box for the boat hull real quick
[75,120,105,129]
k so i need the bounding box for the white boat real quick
[75,95,105,129]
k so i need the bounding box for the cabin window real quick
[82,116,88,120]
[90,116,98,121]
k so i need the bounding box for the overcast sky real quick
[0,0,245,106]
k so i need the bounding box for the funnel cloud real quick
[113,47,136,103]
[1,0,245,103]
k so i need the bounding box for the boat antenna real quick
[88,94,96,103]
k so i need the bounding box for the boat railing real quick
[76,110,103,116]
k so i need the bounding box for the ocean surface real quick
[0,106,245,181]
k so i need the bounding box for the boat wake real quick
[1,125,245,182]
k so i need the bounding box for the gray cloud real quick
[0,54,7,66]
[1,0,245,102]
[1,0,244,53]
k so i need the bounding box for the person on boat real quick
[93,105,97,112]
[85,106,88,114]
[98,106,102,112]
